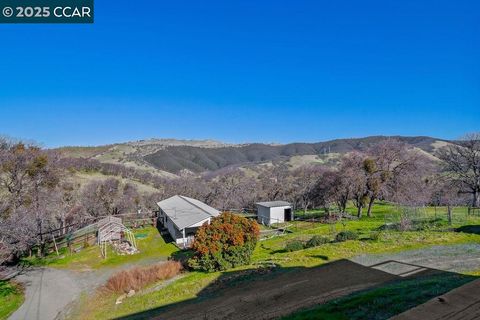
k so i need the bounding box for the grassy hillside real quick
[144,136,451,174]
[56,136,454,175]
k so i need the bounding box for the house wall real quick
[166,217,211,245]
[257,205,292,225]
[166,219,183,243]
[257,206,271,225]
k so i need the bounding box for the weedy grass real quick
[104,261,182,293]
[0,280,24,320]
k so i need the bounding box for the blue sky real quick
[0,0,478,147]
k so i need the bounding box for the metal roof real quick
[256,201,291,208]
[157,195,220,230]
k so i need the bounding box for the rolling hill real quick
[55,136,453,176]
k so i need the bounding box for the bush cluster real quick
[285,240,304,252]
[104,261,182,293]
[335,231,358,242]
[306,235,330,247]
[188,212,260,272]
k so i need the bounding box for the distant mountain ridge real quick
[55,136,453,176]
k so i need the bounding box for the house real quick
[256,201,293,225]
[157,195,220,248]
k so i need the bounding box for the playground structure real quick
[97,216,138,259]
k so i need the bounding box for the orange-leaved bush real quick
[188,212,260,272]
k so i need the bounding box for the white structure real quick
[157,195,220,248]
[96,216,137,259]
[256,201,293,226]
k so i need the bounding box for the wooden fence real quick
[42,214,156,254]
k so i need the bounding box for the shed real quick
[256,201,293,225]
[157,195,220,248]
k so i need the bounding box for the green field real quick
[0,280,24,320]
[66,202,480,319]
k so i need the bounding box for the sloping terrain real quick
[115,259,400,320]
[143,136,452,173]
[56,136,455,175]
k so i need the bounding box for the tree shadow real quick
[455,225,480,235]
[308,254,329,261]
[113,259,476,320]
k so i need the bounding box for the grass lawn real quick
[68,202,480,319]
[282,272,476,320]
[22,226,179,271]
[0,280,24,320]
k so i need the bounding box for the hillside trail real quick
[8,257,166,320]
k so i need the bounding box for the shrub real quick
[285,240,304,252]
[104,261,182,293]
[369,231,381,241]
[188,212,260,272]
[306,236,330,248]
[335,231,358,242]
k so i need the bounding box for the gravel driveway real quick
[8,256,169,320]
[351,243,480,274]
[8,267,113,320]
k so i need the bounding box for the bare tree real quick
[0,143,61,257]
[310,167,337,214]
[257,164,291,201]
[292,165,324,213]
[437,133,480,208]
[364,139,428,216]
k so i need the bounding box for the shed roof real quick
[256,201,291,208]
[157,195,220,230]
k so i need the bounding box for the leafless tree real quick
[257,164,292,201]
[292,165,325,213]
[364,139,429,216]
[437,133,480,208]
[310,167,338,214]
[340,152,368,217]
[0,143,61,257]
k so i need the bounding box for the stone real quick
[116,293,127,305]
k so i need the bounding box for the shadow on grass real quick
[113,258,476,320]
[308,255,329,261]
[455,225,480,235]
